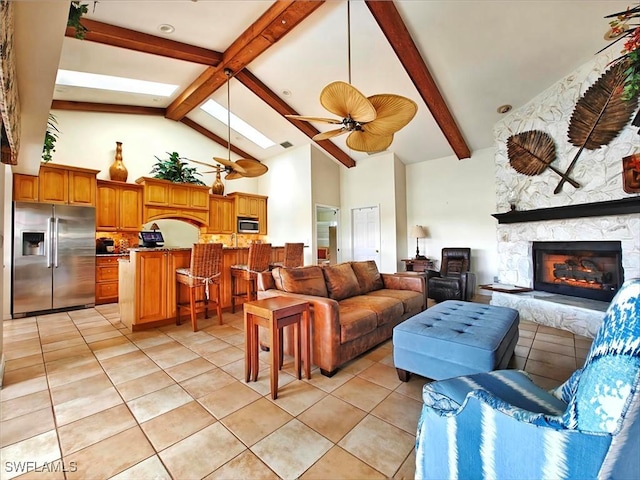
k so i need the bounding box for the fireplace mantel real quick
[492,197,640,224]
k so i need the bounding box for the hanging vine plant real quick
[68,1,90,39]
[42,114,59,164]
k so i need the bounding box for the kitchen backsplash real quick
[199,233,267,248]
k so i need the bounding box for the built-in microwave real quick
[238,217,259,233]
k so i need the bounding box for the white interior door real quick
[352,206,380,265]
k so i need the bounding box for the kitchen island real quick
[119,245,286,331]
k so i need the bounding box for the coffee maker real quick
[96,237,115,253]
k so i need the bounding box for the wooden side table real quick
[401,258,435,272]
[244,296,311,399]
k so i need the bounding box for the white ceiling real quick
[22,1,632,171]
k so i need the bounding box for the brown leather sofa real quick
[257,260,425,376]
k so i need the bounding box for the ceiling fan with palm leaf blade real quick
[286,1,417,153]
[188,68,268,182]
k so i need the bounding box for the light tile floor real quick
[1,297,593,480]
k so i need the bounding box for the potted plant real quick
[150,152,205,185]
[42,114,59,163]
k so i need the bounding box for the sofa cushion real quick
[340,295,404,327]
[339,305,378,343]
[323,263,360,301]
[272,266,328,297]
[366,289,423,315]
[351,260,384,294]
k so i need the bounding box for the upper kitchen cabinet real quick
[96,180,143,232]
[203,195,235,234]
[13,163,99,206]
[227,192,268,234]
[135,177,210,225]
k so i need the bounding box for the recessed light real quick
[282,90,291,97]
[158,24,175,34]
[497,104,512,114]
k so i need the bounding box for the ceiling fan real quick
[286,1,417,153]
[189,68,268,181]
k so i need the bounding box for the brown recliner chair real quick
[427,248,476,302]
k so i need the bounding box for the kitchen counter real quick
[96,253,130,257]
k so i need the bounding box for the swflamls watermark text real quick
[4,460,78,474]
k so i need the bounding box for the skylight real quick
[55,69,178,97]
[200,99,276,149]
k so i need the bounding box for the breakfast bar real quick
[118,245,288,331]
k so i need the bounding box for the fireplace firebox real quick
[532,241,623,302]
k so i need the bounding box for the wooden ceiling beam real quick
[66,18,223,65]
[180,118,256,161]
[235,70,356,168]
[365,1,471,160]
[51,100,165,116]
[165,0,325,121]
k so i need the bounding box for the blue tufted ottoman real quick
[393,300,519,381]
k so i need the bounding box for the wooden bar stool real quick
[230,243,272,313]
[243,296,311,399]
[176,243,223,331]
[271,242,304,269]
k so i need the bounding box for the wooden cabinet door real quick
[220,197,235,234]
[145,182,169,205]
[39,167,68,204]
[170,184,190,207]
[119,186,142,231]
[247,196,260,217]
[96,183,119,230]
[13,174,39,202]
[190,189,209,209]
[235,195,250,217]
[137,251,168,323]
[68,170,96,206]
[258,197,267,234]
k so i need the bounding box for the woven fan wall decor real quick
[555,60,640,194]
[507,130,580,188]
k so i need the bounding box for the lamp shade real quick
[410,225,428,238]
[150,223,160,231]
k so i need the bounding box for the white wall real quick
[2,167,11,321]
[406,147,498,289]
[260,145,314,264]
[340,152,404,273]
[50,109,258,192]
[311,145,341,262]
[0,165,6,384]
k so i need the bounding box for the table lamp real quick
[410,225,428,260]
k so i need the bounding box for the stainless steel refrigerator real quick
[12,202,96,318]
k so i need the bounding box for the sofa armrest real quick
[381,273,425,294]
[257,271,275,291]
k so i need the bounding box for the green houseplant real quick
[68,1,89,39]
[42,114,59,163]
[150,152,205,185]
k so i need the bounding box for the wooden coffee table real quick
[243,296,311,399]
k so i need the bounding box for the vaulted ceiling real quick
[14,1,630,174]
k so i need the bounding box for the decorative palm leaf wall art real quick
[555,60,640,194]
[507,130,580,188]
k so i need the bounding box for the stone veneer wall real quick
[491,52,640,337]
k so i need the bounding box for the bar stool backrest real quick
[190,243,223,278]
[283,242,304,268]
[247,243,272,273]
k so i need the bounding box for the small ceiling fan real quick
[286,1,417,153]
[190,68,268,180]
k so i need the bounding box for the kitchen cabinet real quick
[135,177,210,226]
[13,164,99,205]
[96,180,142,232]
[203,195,235,234]
[95,256,124,304]
[119,248,191,330]
[227,192,268,234]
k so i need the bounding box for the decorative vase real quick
[109,141,128,182]
[211,169,224,195]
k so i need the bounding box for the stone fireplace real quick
[532,240,623,302]
[488,52,640,338]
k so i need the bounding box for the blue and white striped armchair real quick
[416,278,640,480]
